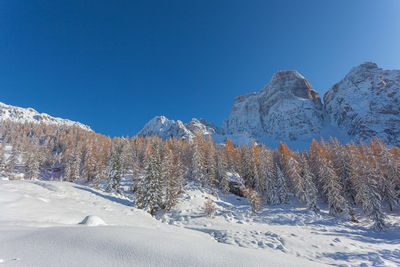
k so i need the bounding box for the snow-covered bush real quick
[203,198,216,217]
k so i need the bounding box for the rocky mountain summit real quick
[324,62,400,146]
[139,62,400,147]
[222,70,324,141]
[0,102,91,131]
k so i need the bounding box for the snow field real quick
[158,181,400,266]
[0,180,323,267]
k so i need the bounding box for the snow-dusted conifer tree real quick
[330,138,356,207]
[371,139,399,211]
[5,146,18,176]
[120,140,132,178]
[275,164,289,204]
[241,185,263,214]
[240,143,260,190]
[352,146,386,230]
[162,149,183,210]
[71,148,81,182]
[309,139,346,217]
[206,135,218,189]
[106,150,122,194]
[286,157,305,201]
[25,139,41,180]
[217,150,230,195]
[191,132,207,186]
[299,154,319,212]
[83,144,97,182]
[259,148,276,204]
[136,142,164,214]
[0,144,6,175]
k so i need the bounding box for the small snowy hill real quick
[0,101,91,131]
[0,180,323,267]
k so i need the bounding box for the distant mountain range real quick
[1,62,399,148]
[139,62,400,148]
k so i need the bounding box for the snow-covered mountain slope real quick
[0,180,323,267]
[0,101,91,131]
[222,70,324,141]
[138,116,221,140]
[324,62,400,146]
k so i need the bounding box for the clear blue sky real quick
[1,0,399,137]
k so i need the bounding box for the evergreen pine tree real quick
[162,149,183,210]
[371,139,399,211]
[106,151,122,194]
[275,164,289,204]
[6,146,18,177]
[352,145,386,230]
[191,132,208,186]
[71,148,81,182]
[0,144,6,176]
[136,143,164,214]
[217,150,230,195]
[26,139,41,180]
[259,148,276,205]
[299,154,319,212]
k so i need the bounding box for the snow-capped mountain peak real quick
[324,62,400,146]
[138,62,400,147]
[138,116,222,140]
[222,69,324,141]
[137,116,193,140]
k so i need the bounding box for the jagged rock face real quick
[223,71,324,140]
[138,116,193,140]
[324,62,400,146]
[138,116,220,140]
[0,102,91,131]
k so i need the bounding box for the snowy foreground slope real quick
[1,180,399,267]
[0,180,321,267]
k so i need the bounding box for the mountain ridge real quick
[0,101,92,131]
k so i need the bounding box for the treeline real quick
[0,120,399,229]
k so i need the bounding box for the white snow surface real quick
[0,180,324,267]
[79,215,107,226]
[158,181,400,267]
[0,101,91,131]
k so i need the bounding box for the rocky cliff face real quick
[222,70,324,141]
[324,62,400,146]
[0,102,91,131]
